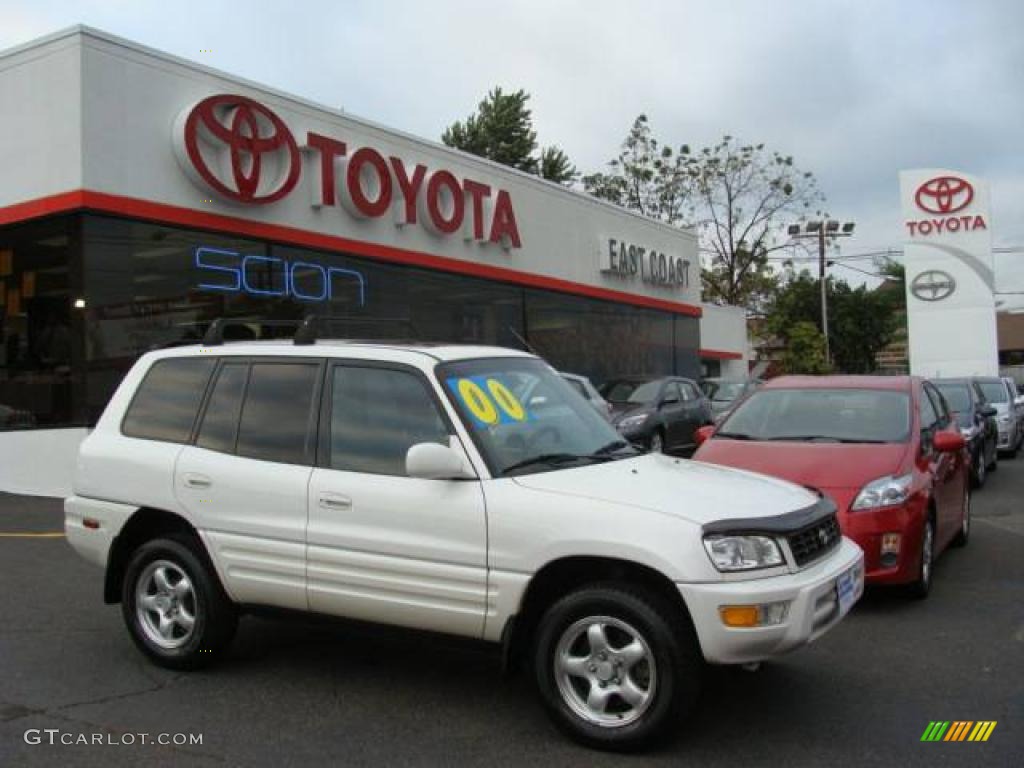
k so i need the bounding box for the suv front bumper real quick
[678,537,864,664]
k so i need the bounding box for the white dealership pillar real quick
[899,169,998,377]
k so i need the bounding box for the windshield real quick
[439,358,635,476]
[702,380,745,402]
[934,382,972,425]
[976,380,1008,404]
[718,388,911,443]
[603,380,662,404]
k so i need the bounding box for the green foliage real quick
[781,321,831,374]
[581,115,691,225]
[442,88,576,185]
[538,145,578,185]
[583,120,825,310]
[766,270,903,374]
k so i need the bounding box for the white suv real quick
[65,333,863,750]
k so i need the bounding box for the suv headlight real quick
[617,414,648,430]
[851,474,912,511]
[703,535,784,572]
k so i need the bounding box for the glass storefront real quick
[0,212,700,430]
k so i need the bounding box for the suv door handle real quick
[319,493,352,511]
[183,473,212,489]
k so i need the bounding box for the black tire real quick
[952,486,970,548]
[532,585,702,751]
[121,535,237,670]
[972,449,986,489]
[908,517,935,599]
[987,443,998,471]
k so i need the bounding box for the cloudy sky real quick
[3,0,1022,302]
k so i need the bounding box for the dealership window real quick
[81,216,271,424]
[524,289,678,388]
[0,216,81,430]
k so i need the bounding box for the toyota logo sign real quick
[176,94,301,204]
[914,176,974,215]
[910,270,957,302]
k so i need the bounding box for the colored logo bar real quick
[920,721,997,742]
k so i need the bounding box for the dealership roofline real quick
[0,25,698,245]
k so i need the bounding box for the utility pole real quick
[787,219,856,367]
[818,224,829,363]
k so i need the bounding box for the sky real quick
[2,0,1022,305]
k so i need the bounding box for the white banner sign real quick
[899,169,998,377]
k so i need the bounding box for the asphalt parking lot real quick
[1,465,1021,767]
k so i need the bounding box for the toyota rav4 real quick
[65,331,863,750]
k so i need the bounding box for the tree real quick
[687,136,824,309]
[581,115,691,225]
[442,87,576,185]
[781,321,831,374]
[538,145,578,185]
[584,120,825,310]
[766,270,903,374]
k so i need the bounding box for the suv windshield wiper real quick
[502,451,617,476]
[593,439,639,456]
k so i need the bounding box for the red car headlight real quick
[850,474,913,511]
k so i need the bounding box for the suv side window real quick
[196,363,248,453]
[680,382,700,401]
[236,362,320,465]
[122,357,215,443]
[329,365,449,476]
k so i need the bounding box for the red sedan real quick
[694,376,969,598]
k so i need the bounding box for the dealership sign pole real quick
[899,169,998,377]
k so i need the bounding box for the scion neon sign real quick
[195,247,366,305]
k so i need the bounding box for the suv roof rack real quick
[198,315,423,347]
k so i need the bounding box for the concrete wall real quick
[700,304,749,377]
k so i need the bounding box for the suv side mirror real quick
[980,405,998,418]
[406,443,476,480]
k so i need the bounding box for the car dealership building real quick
[0,27,748,496]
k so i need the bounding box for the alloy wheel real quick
[553,616,657,728]
[135,559,198,650]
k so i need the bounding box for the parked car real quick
[560,371,613,421]
[1007,376,1024,447]
[694,376,969,598]
[601,376,713,454]
[700,377,762,422]
[973,376,1021,457]
[65,332,863,750]
[931,378,999,486]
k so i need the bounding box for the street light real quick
[787,219,856,364]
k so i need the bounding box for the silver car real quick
[560,372,613,421]
[975,377,1021,456]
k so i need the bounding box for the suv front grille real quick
[787,514,841,567]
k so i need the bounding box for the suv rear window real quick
[122,357,215,443]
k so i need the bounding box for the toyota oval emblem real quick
[910,270,957,302]
[915,176,973,215]
[176,94,301,204]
